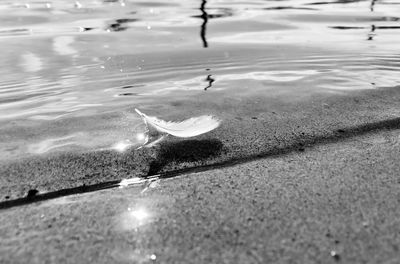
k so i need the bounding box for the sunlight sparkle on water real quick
[112,140,132,152]
[136,132,146,141]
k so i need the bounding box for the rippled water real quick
[1,0,400,160]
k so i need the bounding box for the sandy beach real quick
[1,114,400,263]
[1,85,400,263]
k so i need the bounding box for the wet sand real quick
[1,86,400,262]
[1,85,400,202]
[1,121,400,263]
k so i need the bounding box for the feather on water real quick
[135,108,220,139]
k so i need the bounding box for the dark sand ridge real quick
[1,125,399,263]
[1,85,400,203]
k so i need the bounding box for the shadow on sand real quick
[147,139,223,175]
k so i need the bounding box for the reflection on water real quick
[28,133,85,154]
[20,52,43,72]
[1,0,400,159]
[204,73,214,91]
[53,36,77,56]
[199,0,209,48]
[28,130,147,154]
[112,139,134,152]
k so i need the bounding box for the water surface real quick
[1,0,400,161]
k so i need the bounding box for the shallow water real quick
[1,0,400,160]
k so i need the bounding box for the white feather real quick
[135,108,220,138]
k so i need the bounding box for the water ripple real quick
[1,0,400,160]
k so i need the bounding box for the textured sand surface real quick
[1,128,400,263]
